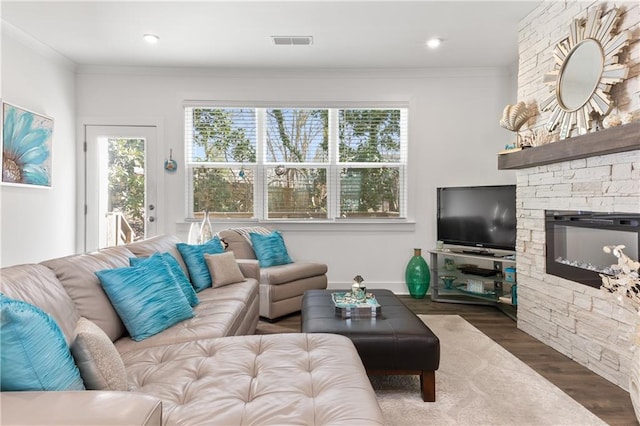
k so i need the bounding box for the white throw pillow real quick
[204,252,245,288]
[71,317,128,391]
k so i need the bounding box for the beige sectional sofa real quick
[0,235,384,425]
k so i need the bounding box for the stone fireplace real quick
[510,1,640,390]
[512,145,639,390]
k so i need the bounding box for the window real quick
[185,104,407,221]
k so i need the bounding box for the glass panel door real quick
[85,126,157,252]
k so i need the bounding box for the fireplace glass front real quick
[545,210,640,287]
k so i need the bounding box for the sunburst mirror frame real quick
[540,6,631,139]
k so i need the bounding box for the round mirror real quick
[558,40,603,111]
[540,7,630,139]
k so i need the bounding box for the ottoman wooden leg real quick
[420,370,435,402]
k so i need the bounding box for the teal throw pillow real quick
[130,253,199,307]
[0,295,85,391]
[95,256,194,341]
[176,237,225,292]
[250,231,293,268]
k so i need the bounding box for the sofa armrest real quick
[237,259,260,281]
[1,391,162,426]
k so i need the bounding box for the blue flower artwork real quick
[2,103,53,187]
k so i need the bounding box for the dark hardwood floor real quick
[262,296,638,425]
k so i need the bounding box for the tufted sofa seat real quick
[122,333,381,425]
[0,235,384,425]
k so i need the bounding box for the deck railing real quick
[106,212,136,246]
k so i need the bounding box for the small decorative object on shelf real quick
[444,257,456,272]
[504,267,516,283]
[499,101,532,147]
[199,210,213,244]
[466,279,485,294]
[439,275,456,289]
[405,248,430,299]
[351,275,366,301]
[523,127,559,147]
[455,283,497,300]
[599,244,640,422]
[603,114,622,129]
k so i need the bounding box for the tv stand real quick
[429,249,517,321]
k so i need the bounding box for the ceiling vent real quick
[271,36,313,46]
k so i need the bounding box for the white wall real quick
[0,25,77,267]
[76,67,516,291]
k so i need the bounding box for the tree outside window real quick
[190,108,256,218]
[265,109,328,218]
[185,106,406,220]
[339,109,402,217]
[108,138,145,239]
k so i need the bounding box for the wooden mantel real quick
[497,121,640,170]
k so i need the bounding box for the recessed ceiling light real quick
[426,38,442,49]
[143,34,160,44]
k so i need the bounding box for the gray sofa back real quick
[41,246,134,342]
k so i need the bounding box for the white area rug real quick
[369,315,606,426]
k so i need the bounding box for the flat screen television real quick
[437,185,517,252]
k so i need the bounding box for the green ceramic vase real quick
[405,248,431,299]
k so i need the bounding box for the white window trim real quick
[184,102,409,223]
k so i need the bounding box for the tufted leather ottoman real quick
[301,289,440,402]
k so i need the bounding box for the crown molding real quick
[75,64,511,80]
[2,19,77,72]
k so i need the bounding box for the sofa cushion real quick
[121,333,384,425]
[130,253,199,307]
[176,237,225,292]
[96,256,194,342]
[0,295,85,391]
[260,262,328,285]
[196,279,257,305]
[0,264,79,344]
[71,317,128,391]
[41,246,134,342]
[204,252,245,288]
[250,231,293,267]
[126,234,190,279]
[114,279,259,354]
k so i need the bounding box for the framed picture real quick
[1,102,54,187]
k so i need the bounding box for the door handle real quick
[148,216,155,223]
